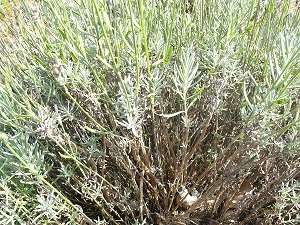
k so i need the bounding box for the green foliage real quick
[0,0,299,224]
